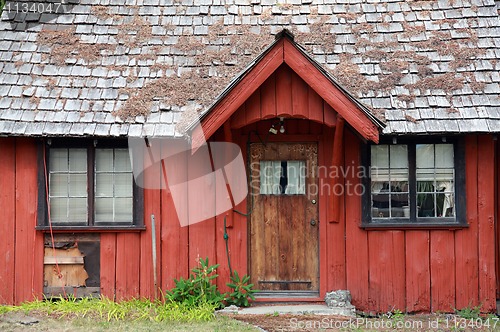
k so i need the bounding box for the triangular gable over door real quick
[194,30,383,146]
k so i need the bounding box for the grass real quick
[0,315,258,332]
[0,296,259,331]
[0,296,219,322]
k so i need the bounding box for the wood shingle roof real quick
[0,0,499,137]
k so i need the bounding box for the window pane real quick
[390,145,408,168]
[50,198,67,222]
[69,149,87,172]
[68,198,87,222]
[115,198,133,222]
[115,173,133,197]
[435,144,453,168]
[50,174,68,197]
[389,169,408,182]
[417,193,435,217]
[260,161,281,195]
[95,197,113,222]
[49,148,88,224]
[95,149,113,172]
[50,149,68,171]
[285,161,305,195]
[69,174,87,196]
[95,173,113,197]
[114,149,132,172]
[371,168,389,182]
[260,160,305,195]
[416,169,435,182]
[415,144,455,219]
[391,193,408,217]
[372,194,389,218]
[371,145,388,168]
[435,169,454,182]
[390,180,408,193]
[417,181,434,192]
[94,148,134,223]
[371,144,409,219]
[416,144,434,169]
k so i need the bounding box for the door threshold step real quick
[220,304,355,317]
[254,291,320,299]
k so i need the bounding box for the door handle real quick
[310,219,317,226]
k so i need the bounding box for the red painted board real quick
[455,136,479,309]
[231,134,249,277]
[0,138,16,304]
[308,87,324,124]
[368,231,406,312]
[323,103,337,127]
[115,233,140,300]
[161,189,189,290]
[14,138,43,304]
[260,73,277,120]
[320,135,346,292]
[405,231,431,312]
[275,65,293,118]
[215,213,231,294]
[100,233,117,300]
[344,130,370,311]
[140,155,162,299]
[430,231,456,312]
[331,118,344,223]
[230,105,247,130]
[161,141,189,290]
[245,89,261,126]
[477,135,496,312]
[291,70,309,119]
[186,143,216,270]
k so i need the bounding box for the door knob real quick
[310,219,317,226]
[311,199,316,204]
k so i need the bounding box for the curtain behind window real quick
[260,161,305,195]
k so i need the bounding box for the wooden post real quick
[330,116,344,223]
[223,121,234,228]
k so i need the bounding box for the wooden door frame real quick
[246,134,328,302]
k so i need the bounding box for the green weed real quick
[455,305,481,319]
[225,271,256,307]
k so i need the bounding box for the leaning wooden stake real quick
[151,214,158,296]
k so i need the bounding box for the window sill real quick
[36,226,146,233]
[361,222,468,230]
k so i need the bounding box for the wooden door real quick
[249,143,319,294]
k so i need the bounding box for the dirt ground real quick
[231,313,500,331]
[2,311,500,331]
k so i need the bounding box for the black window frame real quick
[361,136,466,229]
[37,138,144,231]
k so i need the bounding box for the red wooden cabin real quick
[0,0,499,314]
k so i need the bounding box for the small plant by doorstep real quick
[167,257,256,309]
[225,271,257,307]
[166,257,225,308]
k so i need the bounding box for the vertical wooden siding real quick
[0,109,495,314]
[344,134,496,313]
[0,138,16,304]
[0,138,43,305]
